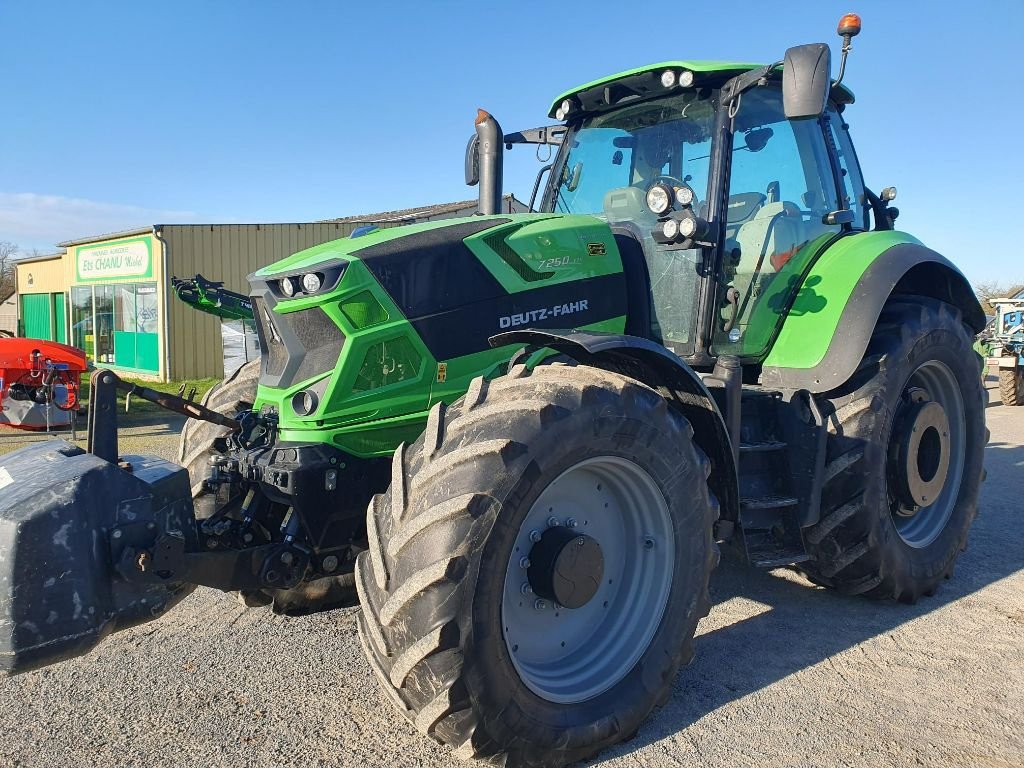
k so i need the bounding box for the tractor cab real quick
[537,61,861,365]
[488,26,891,370]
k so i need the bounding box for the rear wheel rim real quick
[501,456,674,704]
[889,360,966,548]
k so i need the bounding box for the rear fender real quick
[492,329,739,522]
[762,233,985,392]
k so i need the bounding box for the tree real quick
[974,280,1024,317]
[0,242,17,301]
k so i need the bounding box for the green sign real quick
[76,236,153,282]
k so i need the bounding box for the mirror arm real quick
[503,126,566,147]
[720,61,783,107]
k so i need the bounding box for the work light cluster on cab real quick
[660,68,694,89]
[555,97,579,121]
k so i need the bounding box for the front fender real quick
[492,329,739,522]
[761,232,985,392]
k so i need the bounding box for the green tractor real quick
[0,15,987,768]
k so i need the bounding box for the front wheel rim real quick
[500,456,675,704]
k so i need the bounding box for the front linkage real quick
[0,369,366,674]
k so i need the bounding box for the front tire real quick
[999,369,1022,406]
[177,359,261,499]
[356,364,719,767]
[802,298,986,602]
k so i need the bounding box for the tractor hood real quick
[253,214,527,279]
[247,213,629,455]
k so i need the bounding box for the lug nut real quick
[534,599,548,611]
[529,529,542,543]
[566,518,578,528]
[520,582,533,595]
[547,516,560,528]
[519,557,531,569]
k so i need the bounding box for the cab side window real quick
[826,109,869,229]
[713,87,842,357]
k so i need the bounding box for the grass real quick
[78,374,220,419]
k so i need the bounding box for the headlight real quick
[678,215,697,238]
[675,185,695,207]
[270,261,347,299]
[302,273,322,293]
[292,389,318,416]
[678,69,695,87]
[662,218,680,239]
[645,184,672,215]
[660,69,677,88]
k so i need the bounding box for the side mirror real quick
[465,134,480,186]
[782,43,832,120]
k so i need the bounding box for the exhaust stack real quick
[474,109,503,215]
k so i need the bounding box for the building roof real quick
[57,227,154,248]
[324,194,525,224]
[54,195,528,249]
[13,252,65,265]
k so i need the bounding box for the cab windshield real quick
[542,90,720,355]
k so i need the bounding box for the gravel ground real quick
[0,380,1020,768]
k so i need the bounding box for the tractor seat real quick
[731,201,806,300]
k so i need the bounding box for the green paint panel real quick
[464,215,622,294]
[136,333,159,371]
[113,332,136,368]
[53,293,66,344]
[113,331,160,372]
[21,294,51,339]
[763,231,922,370]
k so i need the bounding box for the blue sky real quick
[1,1,1019,284]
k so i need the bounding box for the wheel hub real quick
[501,456,675,703]
[527,528,604,609]
[892,391,951,514]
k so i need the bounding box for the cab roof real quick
[548,60,854,119]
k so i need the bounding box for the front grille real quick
[252,292,345,388]
[253,297,288,377]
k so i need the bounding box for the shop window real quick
[71,282,159,373]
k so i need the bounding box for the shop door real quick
[112,283,160,372]
[20,294,51,339]
[52,293,67,344]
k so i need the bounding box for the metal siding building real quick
[160,222,371,381]
[33,195,525,382]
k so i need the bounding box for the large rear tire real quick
[356,364,719,767]
[802,298,986,602]
[998,369,1022,406]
